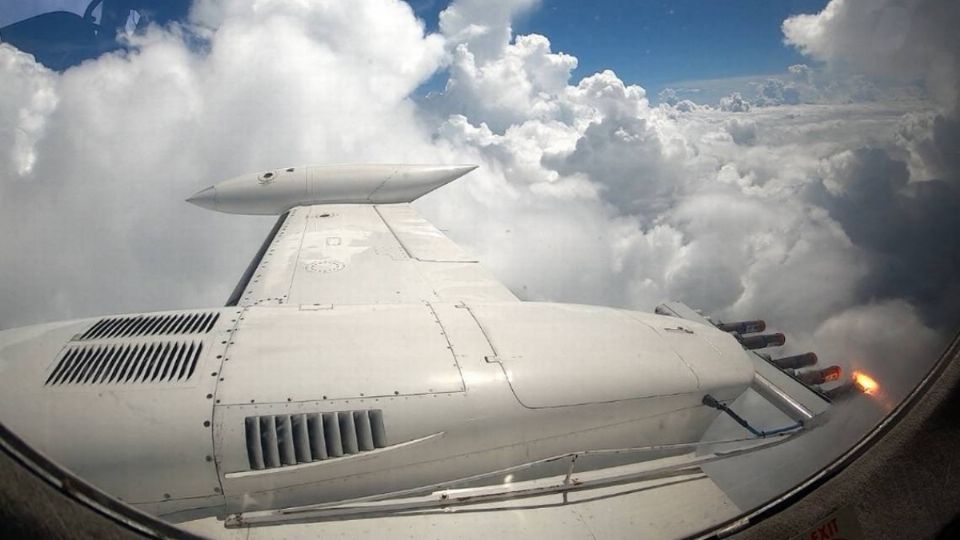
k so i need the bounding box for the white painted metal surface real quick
[232,204,517,306]
[376,204,476,262]
[214,304,466,405]
[0,309,234,515]
[469,303,753,408]
[200,299,743,518]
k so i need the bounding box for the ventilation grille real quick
[77,312,220,341]
[45,341,203,386]
[244,410,387,471]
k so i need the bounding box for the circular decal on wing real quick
[305,260,345,273]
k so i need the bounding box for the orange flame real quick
[853,371,880,395]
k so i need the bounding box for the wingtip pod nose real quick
[366,163,479,204]
[404,163,478,179]
[185,186,217,211]
[435,163,479,186]
[445,164,479,181]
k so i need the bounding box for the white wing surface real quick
[231,203,517,306]
[187,164,518,306]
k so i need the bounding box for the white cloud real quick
[783,0,960,111]
[788,63,814,85]
[719,92,751,112]
[723,119,756,145]
[428,33,577,131]
[0,45,57,177]
[814,300,942,403]
[658,87,680,106]
[753,78,801,106]
[437,0,538,62]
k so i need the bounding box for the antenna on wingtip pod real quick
[186,164,479,215]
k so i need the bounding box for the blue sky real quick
[2,0,829,99]
[412,0,830,98]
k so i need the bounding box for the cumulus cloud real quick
[428,41,922,347]
[719,91,751,112]
[788,63,814,85]
[541,105,691,216]
[428,32,577,131]
[0,46,57,177]
[437,0,537,62]
[753,77,801,106]
[809,147,960,328]
[783,0,960,111]
[723,119,756,145]
[658,87,680,106]
[780,0,960,330]
[898,111,960,184]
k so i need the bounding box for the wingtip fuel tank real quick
[186,164,479,215]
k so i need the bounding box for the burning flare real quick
[853,371,880,395]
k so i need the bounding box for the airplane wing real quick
[188,164,519,307]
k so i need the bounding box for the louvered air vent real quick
[44,341,203,386]
[245,410,387,470]
[77,312,220,340]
